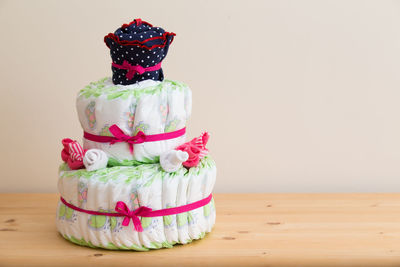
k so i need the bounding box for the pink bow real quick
[112,60,162,80]
[114,201,152,232]
[109,124,146,154]
[61,138,86,170]
[115,60,145,80]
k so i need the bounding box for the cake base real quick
[56,157,216,250]
[58,223,212,251]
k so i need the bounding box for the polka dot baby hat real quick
[104,19,176,85]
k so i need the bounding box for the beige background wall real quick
[1,0,400,193]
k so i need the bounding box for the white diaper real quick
[56,157,216,250]
[76,78,192,164]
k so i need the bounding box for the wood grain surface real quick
[0,193,399,267]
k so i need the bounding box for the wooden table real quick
[0,193,399,267]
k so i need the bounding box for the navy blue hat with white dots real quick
[104,19,176,85]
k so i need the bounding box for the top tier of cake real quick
[77,78,192,165]
[104,19,175,85]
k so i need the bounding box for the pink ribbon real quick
[112,60,162,80]
[114,201,152,232]
[60,194,213,232]
[108,125,146,154]
[84,124,186,155]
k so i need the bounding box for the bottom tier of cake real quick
[56,157,216,251]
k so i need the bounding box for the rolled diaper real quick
[160,150,189,172]
[83,149,108,171]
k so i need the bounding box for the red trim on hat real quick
[104,18,175,50]
[104,32,175,50]
[121,18,153,29]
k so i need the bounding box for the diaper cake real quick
[56,19,217,251]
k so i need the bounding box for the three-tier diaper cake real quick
[56,19,217,251]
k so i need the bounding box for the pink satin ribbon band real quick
[112,60,162,80]
[84,124,186,154]
[60,194,213,232]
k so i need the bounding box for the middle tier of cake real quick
[77,78,192,165]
